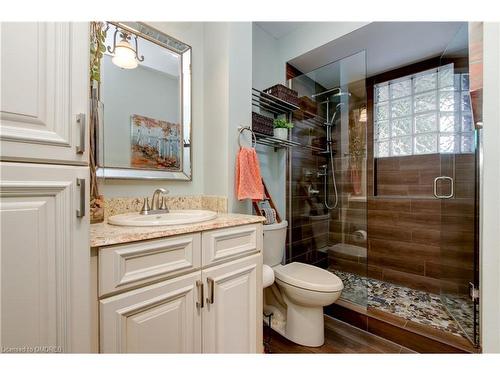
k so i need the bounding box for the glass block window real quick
[374,64,474,158]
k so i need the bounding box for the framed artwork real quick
[131,114,182,171]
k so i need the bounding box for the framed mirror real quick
[96,22,192,180]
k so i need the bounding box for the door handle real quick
[196,280,204,309]
[76,113,86,154]
[206,278,214,305]
[76,178,85,218]
[433,176,454,199]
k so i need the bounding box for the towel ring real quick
[238,126,257,148]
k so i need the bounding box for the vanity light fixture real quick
[107,27,144,69]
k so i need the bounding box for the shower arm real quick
[311,87,343,98]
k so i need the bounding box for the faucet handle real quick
[140,197,151,215]
[159,196,169,211]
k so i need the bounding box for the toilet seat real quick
[274,262,343,292]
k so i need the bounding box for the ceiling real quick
[255,22,305,39]
[288,22,468,83]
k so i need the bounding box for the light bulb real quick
[359,108,367,122]
[112,39,138,69]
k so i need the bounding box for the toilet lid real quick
[274,262,343,292]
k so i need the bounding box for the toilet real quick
[262,220,344,347]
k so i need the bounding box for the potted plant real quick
[273,118,294,140]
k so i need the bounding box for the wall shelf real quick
[252,88,299,116]
[251,87,326,152]
[254,131,326,153]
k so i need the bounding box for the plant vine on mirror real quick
[90,22,107,83]
[89,21,107,223]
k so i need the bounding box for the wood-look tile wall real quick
[286,121,330,268]
[287,71,335,269]
[375,154,440,197]
[368,152,475,295]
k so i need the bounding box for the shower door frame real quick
[436,22,483,348]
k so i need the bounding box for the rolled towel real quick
[262,207,276,225]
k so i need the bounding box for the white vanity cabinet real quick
[0,162,90,352]
[97,223,263,354]
[0,22,89,165]
[0,22,91,353]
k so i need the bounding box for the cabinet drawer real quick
[202,224,262,267]
[99,233,201,296]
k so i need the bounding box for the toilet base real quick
[263,296,326,347]
[264,307,325,347]
[284,298,325,347]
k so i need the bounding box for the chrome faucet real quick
[307,185,320,196]
[140,188,169,215]
[151,188,168,210]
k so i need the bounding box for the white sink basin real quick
[108,210,218,227]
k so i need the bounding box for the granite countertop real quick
[91,213,266,248]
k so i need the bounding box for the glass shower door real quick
[437,23,480,346]
[287,50,368,310]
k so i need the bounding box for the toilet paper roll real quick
[262,264,275,288]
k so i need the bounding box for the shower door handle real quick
[433,176,454,199]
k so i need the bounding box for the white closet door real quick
[0,22,89,165]
[202,253,263,353]
[100,271,202,353]
[0,162,90,352]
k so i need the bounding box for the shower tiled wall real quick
[286,117,330,268]
[367,153,475,295]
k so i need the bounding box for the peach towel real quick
[235,147,264,201]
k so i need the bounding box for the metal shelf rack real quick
[251,87,327,152]
[252,88,300,116]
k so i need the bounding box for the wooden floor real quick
[265,316,416,354]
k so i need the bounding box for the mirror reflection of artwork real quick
[131,114,181,170]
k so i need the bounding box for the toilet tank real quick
[262,220,288,267]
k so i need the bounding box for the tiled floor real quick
[330,269,474,340]
[265,316,415,354]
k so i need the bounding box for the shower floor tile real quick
[330,269,473,340]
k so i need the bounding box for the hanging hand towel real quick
[235,147,264,201]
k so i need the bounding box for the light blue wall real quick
[252,23,287,218]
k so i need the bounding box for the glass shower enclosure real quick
[284,22,480,350]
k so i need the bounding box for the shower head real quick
[311,87,351,99]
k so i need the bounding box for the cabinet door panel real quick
[202,253,262,353]
[0,22,89,165]
[0,162,90,352]
[100,271,202,353]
